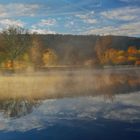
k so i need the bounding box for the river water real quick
[0,68,140,140]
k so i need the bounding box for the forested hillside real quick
[0,27,140,71]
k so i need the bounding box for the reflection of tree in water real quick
[48,70,140,102]
[0,99,40,118]
[98,71,140,102]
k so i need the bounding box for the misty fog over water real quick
[0,68,140,140]
[0,67,140,100]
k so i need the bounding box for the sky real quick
[0,0,140,36]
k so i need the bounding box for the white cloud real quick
[101,7,140,21]
[75,11,97,24]
[0,19,25,28]
[120,0,140,3]
[69,21,74,26]
[85,21,140,36]
[83,6,140,36]
[38,19,56,26]
[0,3,40,18]
[30,28,56,34]
[29,19,57,34]
[31,19,57,32]
[65,21,75,28]
[85,19,97,24]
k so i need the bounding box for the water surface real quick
[0,68,140,140]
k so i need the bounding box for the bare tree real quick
[1,26,31,68]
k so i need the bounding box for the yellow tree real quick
[95,36,112,65]
[42,49,58,66]
[127,46,138,64]
[104,48,118,64]
[127,46,137,55]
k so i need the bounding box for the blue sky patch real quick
[0,0,139,36]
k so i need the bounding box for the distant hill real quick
[38,34,140,50]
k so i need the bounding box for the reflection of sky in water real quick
[0,92,139,133]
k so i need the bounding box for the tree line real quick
[0,26,140,71]
[0,26,58,71]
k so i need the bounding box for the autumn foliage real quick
[102,46,140,65]
[0,26,139,71]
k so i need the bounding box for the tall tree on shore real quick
[1,26,31,68]
[29,34,43,68]
[95,36,112,65]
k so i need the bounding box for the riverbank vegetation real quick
[0,26,140,72]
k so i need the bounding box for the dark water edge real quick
[0,94,139,140]
[0,119,140,140]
